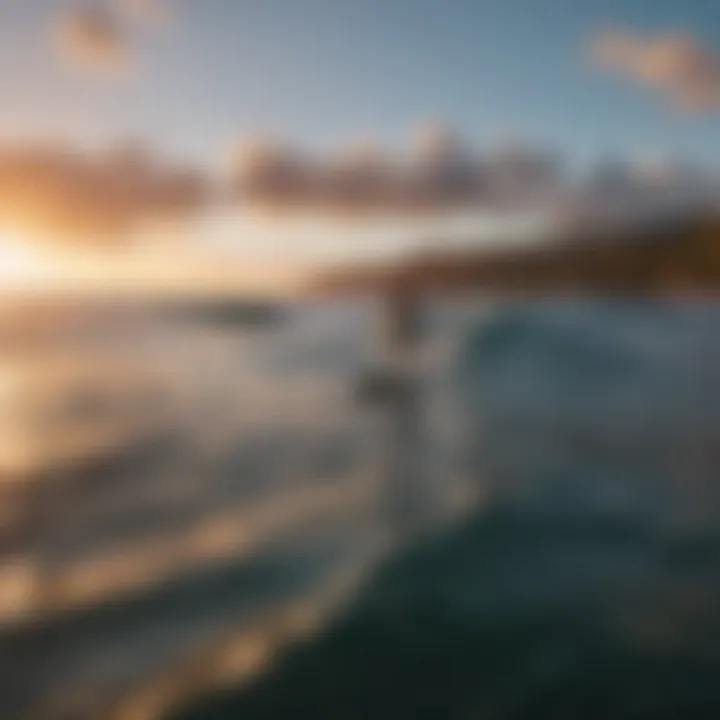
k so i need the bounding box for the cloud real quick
[232,139,317,211]
[554,155,720,236]
[4,130,714,248]
[231,125,563,216]
[592,30,720,112]
[55,5,130,72]
[229,124,720,240]
[402,122,483,209]
[0,144,208,243]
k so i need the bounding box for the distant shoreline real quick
[313,214,720,297]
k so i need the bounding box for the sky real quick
[0,0,718,165]
[1,0,720,288]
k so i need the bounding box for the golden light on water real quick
[0,226,309,297]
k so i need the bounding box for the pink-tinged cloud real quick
[592,30,720,112]
[231,125,561,216]
[55,5,129,72]
[0,144,208,243]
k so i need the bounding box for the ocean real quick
[2,297,720,719]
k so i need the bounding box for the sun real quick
[0,234,47,285]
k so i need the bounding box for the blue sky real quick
[1,0,719,169]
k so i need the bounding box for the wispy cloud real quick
[54,1,170,75]
[591,29,720,112]
[55,5,130,73]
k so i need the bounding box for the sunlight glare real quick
[0,233,49,286]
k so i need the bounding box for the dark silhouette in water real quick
[163,299,286,329]
[356,288,432,539]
